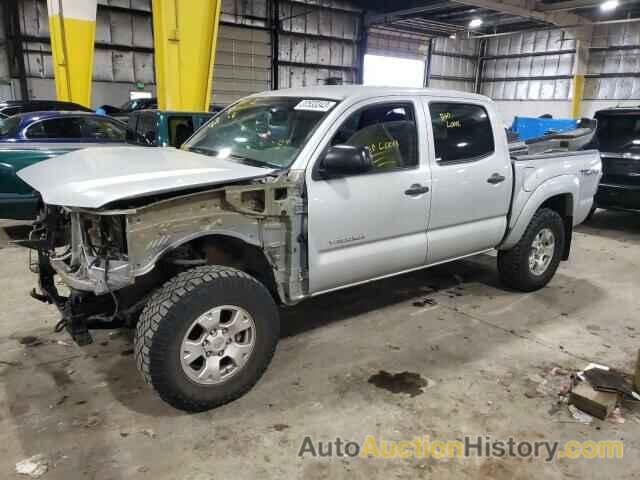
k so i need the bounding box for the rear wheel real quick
[134,266,279,412]
[498,208,565,292]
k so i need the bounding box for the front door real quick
[423,99,512,264]
[306,99,431,294]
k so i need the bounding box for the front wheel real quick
[134,266,280,412]
[497,208,565,292]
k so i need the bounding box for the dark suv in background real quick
[586,107,640,213]
[0,100,93,117]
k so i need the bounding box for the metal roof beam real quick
[451,0,592,27]
[365,2,454,27]
[537,0,633,12]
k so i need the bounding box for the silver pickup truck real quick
[17,86,601,412]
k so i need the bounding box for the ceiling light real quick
[600,0,618,11]
[469,18,483,28]
[449,33,457,39]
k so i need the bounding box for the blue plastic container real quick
[511,116,577,141]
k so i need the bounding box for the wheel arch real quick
[500,175,577,256]
[156,232,282,303]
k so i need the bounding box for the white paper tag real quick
[294,100,336,112]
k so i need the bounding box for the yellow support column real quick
[570,30,592,120]
[570,74,585,119]
[152,0,222,111]
[47,0,97,107]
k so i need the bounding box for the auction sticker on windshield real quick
[295,100,336,112]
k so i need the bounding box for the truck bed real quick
[501,149,602,249]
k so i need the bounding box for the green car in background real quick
[0,109,216,220]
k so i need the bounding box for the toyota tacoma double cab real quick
[16,87,601,411]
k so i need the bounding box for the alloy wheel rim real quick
[529,228,555,276]
[180,305,256,385]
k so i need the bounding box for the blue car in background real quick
[0,110,127,143]
[0,111,130,219]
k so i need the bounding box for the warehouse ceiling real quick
[355,0,640,37]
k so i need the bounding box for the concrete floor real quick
[0,211,638,479]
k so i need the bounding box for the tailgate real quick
[600,153,640,187]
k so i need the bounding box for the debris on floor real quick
[412,298,437,307]
[567,361,640,422]
[18,336,42,347]
[568,404,594,424]
[0,359,22,367]
[368,370,428,397]
[524,366,572,399]
[140,428,157,439]
[15,454,49,478]
[608,407,625,425]
[582,366,640,400]
[569,382,618,420]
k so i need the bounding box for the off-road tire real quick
[134,266,280,412]
[497,208,565,292]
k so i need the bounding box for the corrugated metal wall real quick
[213,0,271,106]
[586,22,640,100]
[4,0,155,105]
[429,36,478,92]
[0,2,12,100]
[277,0,361,88]
[221,0,269,28]
[480,30,575,101]
[212,25,271,106]
[367,28,429,60]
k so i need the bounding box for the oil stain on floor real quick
[368,370,428,397]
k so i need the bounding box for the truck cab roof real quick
[254,85,491,103]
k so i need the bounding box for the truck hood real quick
[17,146,275,208]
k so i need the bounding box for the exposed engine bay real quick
[18,171,308,345]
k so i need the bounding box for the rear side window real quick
[26,118,83,139]
[168,116,194,147]
[430,103,494,163]
[0,116,21,137]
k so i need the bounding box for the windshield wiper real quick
[186,146,281,169]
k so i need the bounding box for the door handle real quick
[487,173,506,184]
[405,184,430,196]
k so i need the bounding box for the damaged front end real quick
[18,171,308,346]
[17,207,134,345]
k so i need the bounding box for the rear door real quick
[306,98,431,294]
[424,99,512,264]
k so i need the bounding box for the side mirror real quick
[320,145,373,177]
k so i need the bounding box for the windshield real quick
[183,96,337,169]
[0,115,21,138]
[595,113,640,153]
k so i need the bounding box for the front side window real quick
[136,114,157,145]
[430,103,494,163]
[80,117,126,141]
[184,97,337,169]
[330,103,418,171]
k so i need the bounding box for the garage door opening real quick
[363,54,425,88]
